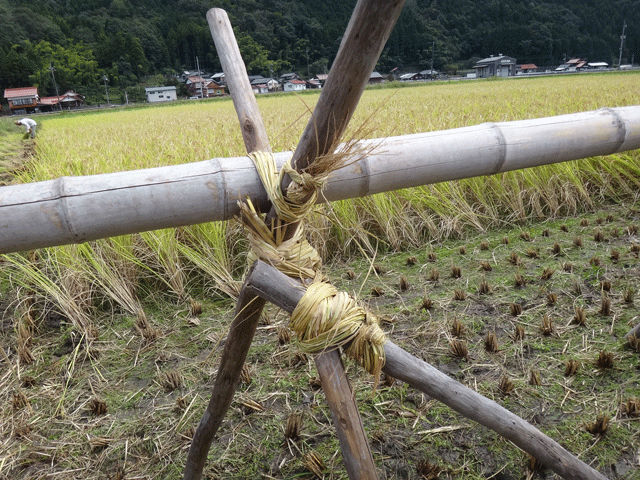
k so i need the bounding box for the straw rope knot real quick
[241,151,386,379]
[290,282,385,380]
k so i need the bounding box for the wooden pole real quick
[182,291,266,480]
[315,350,379,480]
[243,260,610,480]
[183,10,271,480]
[289,0,406,172]
[625,321,640,340]
[206,8,270,154]
[3,106,640,254]
[186,7,383,479]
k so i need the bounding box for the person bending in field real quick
[15,117,37,139]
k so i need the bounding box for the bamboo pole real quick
[2,106,640,254]
[243,260,609,480]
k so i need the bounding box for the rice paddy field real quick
[1,72,640,479]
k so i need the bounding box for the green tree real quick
[1,41,39,89]
[236,32,272,75]
[28,41,99,95]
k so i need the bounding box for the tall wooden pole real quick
[207,8,270,154]
[186,3,408,476]
[286,0,406,185]
[183,10,270,479]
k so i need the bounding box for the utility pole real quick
[430,41,435,80]
[196,56,203,98]
[102,75,110,105]
[306,47,310,78]
[619,21,627,68]
[269,63,275,91]
[49,63,62,111]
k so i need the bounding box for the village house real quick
[204,81,225,97]
[517,64,538,74]
[283,79,306,92]
[368,72,384,84]
[264,78,280,91]
[249,76,274,94]
[58,91,85,109]
[211,72,225,85]
[279,72,300,84]
[38,90,85,111]
[312,73,328,87]
[145,86,177,103]
[251,84,268,94]
[473,54,517,78]
[419,69,439,79]
[3,86,39,115]
[556,58,586,72]
[185,75,207,98]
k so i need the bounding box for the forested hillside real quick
[0,0,638,102]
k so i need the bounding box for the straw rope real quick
[290,282,385,379]
[240,151,386,377]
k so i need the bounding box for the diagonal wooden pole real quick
[182,10,270,479]
[279,0,406,200]
[187,9,378,480]
[243,260,610,480]
[185,1,405,476]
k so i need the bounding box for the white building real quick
[145,86,177,103]
[283,79,306,92]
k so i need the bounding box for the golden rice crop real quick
[4,72,640,317]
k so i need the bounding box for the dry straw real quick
[290,281,385,379]
[239,150,386,381]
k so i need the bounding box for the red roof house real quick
[3,87,39,114]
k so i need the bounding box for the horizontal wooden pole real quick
[1,106,640,254]
[243,260,609,480]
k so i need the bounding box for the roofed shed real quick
[474,55,517,78]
